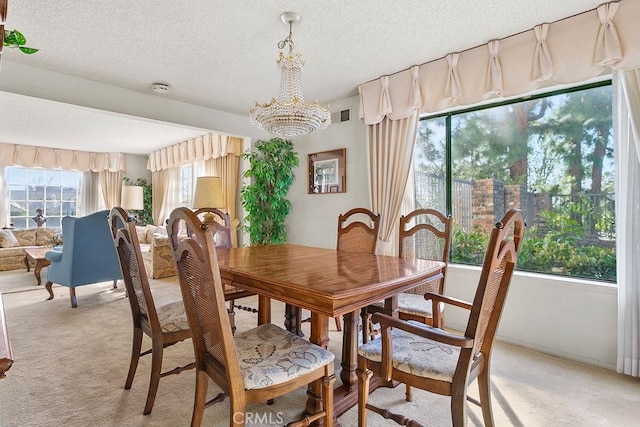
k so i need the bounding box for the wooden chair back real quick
[464,209,525,359]
[193,207,232,249]
[399,208,452,295]
[109,207,161,332]
[166,207,242,397]
[337,208,381,254]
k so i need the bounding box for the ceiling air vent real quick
[330,109,350,125]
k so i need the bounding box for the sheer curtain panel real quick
[615,69,640,377]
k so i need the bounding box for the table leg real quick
[33,260,44,286]
[339,311,359,392]
[24,256,31,272]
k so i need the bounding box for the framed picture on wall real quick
[308,148,346,194]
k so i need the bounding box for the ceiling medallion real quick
[249,12,330,137]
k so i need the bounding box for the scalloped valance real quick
[359,1,640,125]
[0,143,125,171]
[147,132,243,172]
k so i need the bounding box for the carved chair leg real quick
[125,327,143,389]
[478,367,495,427]
[191,369,209,427]
[143,338,163,415]
[357,363,373,427]
[334,316,342,331]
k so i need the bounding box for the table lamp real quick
[192,176,225,222]
[121,185,144,223]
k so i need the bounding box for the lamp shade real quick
[121,185,144,210]
[192,176,225,209]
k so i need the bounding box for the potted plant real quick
[241,137,299,245]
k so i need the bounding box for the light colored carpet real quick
[0,268,639,426]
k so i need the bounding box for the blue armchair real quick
[45,210,123,308]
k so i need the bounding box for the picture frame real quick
[308,148,346,194]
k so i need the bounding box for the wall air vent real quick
[330,109,350,125]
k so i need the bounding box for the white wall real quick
[287,96,369,249]
[123,153,151,182]
[0,60,268,142]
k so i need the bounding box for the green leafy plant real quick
[3,29,38,54]
[122,177,153,226]
[241,137,299,245]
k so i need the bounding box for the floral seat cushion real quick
[357,320,460,382]
[151,284,189,333]
[232,323,335,390]
[371,292,435,317]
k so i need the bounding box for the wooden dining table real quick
[215,244,445,421]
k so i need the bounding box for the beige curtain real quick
[368,111,420,255]
[359,1,639,125]
[204,155,241,247]
[80,171,101,216]
[0,143,125,171]
[148,133,243,172]
[151,169,171,226]
[99,170,123,210]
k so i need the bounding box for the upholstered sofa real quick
[0,227,59,271]
[135,225,177,279]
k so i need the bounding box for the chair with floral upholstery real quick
[108,207,193,415]
[362,208,452,343]
[357,209,525,426]
[167,207,336,427]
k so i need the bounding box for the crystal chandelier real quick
[250,12,330,137]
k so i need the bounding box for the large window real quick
[413,81,615,282]
[6,167,82,229]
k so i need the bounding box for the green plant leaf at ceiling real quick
[3,29,39,54]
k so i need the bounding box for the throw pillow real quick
[0,229,20,248]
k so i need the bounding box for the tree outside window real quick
[413,81,615,282]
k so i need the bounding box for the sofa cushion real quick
[135,226,148,244]
[145,225,166,243]
[0,230,20,248]
[0,247,29,257]
[35,228,57,246]
[11,229,36,246]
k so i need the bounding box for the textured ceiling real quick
[1,0,606,153]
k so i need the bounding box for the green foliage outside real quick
[122,177,153,226]
[3,30,38,54]
[241,137,299,245]
[451,210,616,282]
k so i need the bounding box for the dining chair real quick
[193,207,256,332]
[108,207,193,415]
[167,207,336,427]
[297,207,381,334]
[362,208,452,342]
[356,209,525,427]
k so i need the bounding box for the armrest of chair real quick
[423,292,472,310]
[372,312,473,381]
[45,250,63,263]
[371,312,473,348]
[423,291,472,328]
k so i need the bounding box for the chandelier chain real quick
[277,21,295,52]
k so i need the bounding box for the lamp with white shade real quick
[121,185,144,223]
[192,176,225,222]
